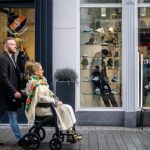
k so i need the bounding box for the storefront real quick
[1,0,150,127]
[0,0,52,123]
[53,0,150,127]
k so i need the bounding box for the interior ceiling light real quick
[101,8,106,17]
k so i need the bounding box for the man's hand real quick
[14,91,21,99]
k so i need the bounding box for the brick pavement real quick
[0,125,150,150]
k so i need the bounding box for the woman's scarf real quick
[25,75,48,112]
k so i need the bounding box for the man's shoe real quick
[18,138,23,147]
[0,143,4,146]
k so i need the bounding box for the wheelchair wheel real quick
[22,133,40,150]
[52,132,64,143]
[29,126,46,141]
[49,138,62,150]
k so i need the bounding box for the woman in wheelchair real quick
[24,61,83,141]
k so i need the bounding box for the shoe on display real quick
[91,57,101,66]
[92,77,99,81]
[85,37,95,45]
[102,42,109,46]
[107,50,112,57]
[95,88,100,92]
[108,27,115,33]
[114,59,121,68]
[112,76,119,82]
[101,49,109,56]
[144,85,150,90]
[81,56,89,66]
[95,88,101,95]
[103,89,109,94]
[114,51,119,57]
[103,77,109,83]
[111,89,117,94]
[95,28,105,33]
[107,58,113,67]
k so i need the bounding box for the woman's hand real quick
[58,101,63,106]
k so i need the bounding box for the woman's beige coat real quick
[25,79,76,131]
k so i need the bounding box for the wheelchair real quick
[21,103,80,150]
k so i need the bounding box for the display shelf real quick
[81,93,120,96]
[80,17,122,107]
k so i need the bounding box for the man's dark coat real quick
[0,51,21,111]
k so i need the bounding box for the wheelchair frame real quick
[21,102,78,150]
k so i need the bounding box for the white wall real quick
[53,0,79,72]
[53,0,80,110]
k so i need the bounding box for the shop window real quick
[80,0,122,4]
[80,7,122,108]
[138,7,150,107]
[0,8,35,87]
[0,8,35,123]
[0,8,35,62]
[138,0,150,3]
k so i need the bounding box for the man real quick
[0,37,23,146]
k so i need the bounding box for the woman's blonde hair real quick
[24,61,42,79]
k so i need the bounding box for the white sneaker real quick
[83,27,93,32]
[111,89,117,94]
[95,88,100,92]
[144,85,149,90]
[112,76,119,82]
[95,28,105,33]
[92,77,99,81]
[95,88,101,94]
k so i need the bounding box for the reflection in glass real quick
[138,0,150,3]
[138,7,150,107]
[80,8,122,108]
[80,0,122,3]
[0,8,35,60]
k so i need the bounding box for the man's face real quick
[5,40,17,54]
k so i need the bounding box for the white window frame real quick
[78,2,123,111]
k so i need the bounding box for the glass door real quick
[138,7,150,108]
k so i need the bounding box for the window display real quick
[138,7,150,107]
[0,8,35,61]
[138,0,150,3]
[80,0,122,4]
[80,8,122,108]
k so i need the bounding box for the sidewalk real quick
[0,125,150,150]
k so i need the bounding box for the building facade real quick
[53,0,150,127]
[0,0,150,127]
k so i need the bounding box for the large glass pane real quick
[80,8,122,108]
[0,8,35,61]
[138,7,150,107]
[0,8,35,123]
[138,0,150,3]
[81,0,121,4]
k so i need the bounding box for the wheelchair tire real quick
[52,132,64,143]
[29,126,46,141]
[49,138,62,150]
[22,133,40,150]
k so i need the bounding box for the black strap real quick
[36,103,52,108]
